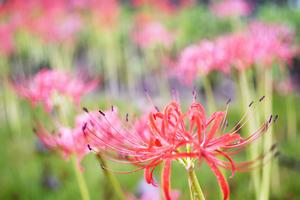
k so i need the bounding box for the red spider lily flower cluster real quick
[173,21,298,85]
[14,69,98,112]
[210,0,252,18]
[83,99,278,200]
[35,113,92,168]
[132,18,174,49]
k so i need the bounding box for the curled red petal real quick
[205,157,230,200]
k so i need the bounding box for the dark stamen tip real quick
[83,107,89,113]
[155,106,160,112]
[111,105,114,112]
[273,115,279,122]
[226,98,231,105]
[99,110,105,116]
[87,144,92,151]
[32,128,37,133]
[268,115,273,123]
[274,151,281,158]
[100,164,105,170]
[248,101,254,107]
[259,96,265,102]
[82,122,87,131]
[271,143,277,151]
[126,113,129,122]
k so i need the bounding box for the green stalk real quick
[55,102,90,200]
[286,95,297,140]
[187,167,206,200]
[202,76,216,115]
[96,153,125,200]
[72,156,90,200]
[238,70,261,199]
[260,70,273,200]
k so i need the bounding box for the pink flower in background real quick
[132,0,195,13]
[247,22,298,66]
[174,40,230,85]
[132,20,174,49]
[35,113,90,167]
[14,69,98,112]
[218,33,255,71]
[211,0,252,18]
[0,23,15,56]
[30,13,82,44]
[88,0,120,28]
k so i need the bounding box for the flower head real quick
[132,0,195,13]
[83,98,277,200]
[174,40,230,85]
[35,113,91,167]
[14,69,98,112]
[210,0,252,18]
[132,19,174,49]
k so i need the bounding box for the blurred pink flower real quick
[247,21,298,66]
[29,13,82,44]
[132,0,195,13]
[88,0,120,28]
[35,113,90,167]
[14,69,98,112]
[132,20,174,49]
[174,40,230,85]
[210,0,252,18]
[0,23,15,56]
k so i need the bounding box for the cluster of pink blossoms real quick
[132,0,195,13]
[0,0,120,49]
[14,69,98,112]
[210,0,252,18]
[35,113,90,167]
[174,21,298,85]
[175,40,230,85]
[132,16,174,49]
[82,100,277,200]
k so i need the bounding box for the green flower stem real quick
[260,70,273,200]
[187,166,206,200]
[56,103,90,200]
[286,95,297,140]
[238,70,261,199]
[203,76,216,115]
[72,156,90,200]
[96,153,125,200]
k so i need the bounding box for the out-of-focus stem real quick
[238,70,261,199]
[260,70,273,200]
[72,156,90,200]
[96,153,125,200]
[2,78,21,137]
[203,75,216,115]
[286,95,297,140]
[187,166,205,200]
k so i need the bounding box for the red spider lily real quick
[35,113,92,168]
[210,0,252,18]
[83,99,277,200]
[13,69,99,112]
